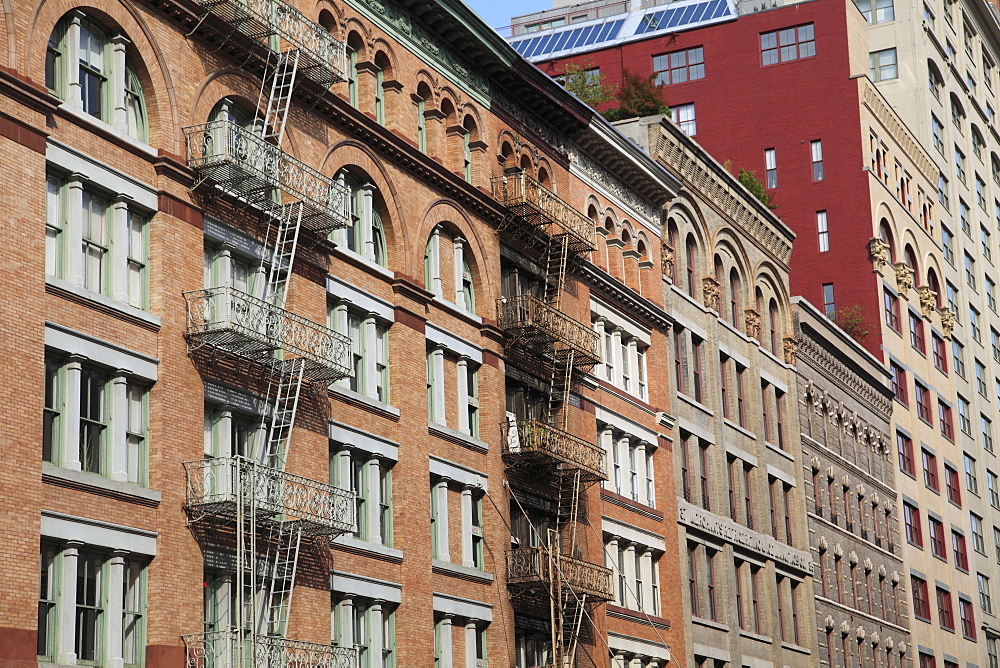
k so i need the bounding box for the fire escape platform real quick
[491,173,597,254]
[182,631,358,668]
[184,286,351,383]
[505,546,614,602]
[184,456,355,536]
[502,418,606,482]
[496,294,601,367]
[183,120,351,234]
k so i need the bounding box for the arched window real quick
[519,153,532,176]
[729,268,741,327]
[904,245,918,272]
[879,220,896,264]
[928,60,944,100]
[461,257,475,312]
[685,235,697,298]
[769,299,780,355]
[713,256,724,316]
[462,115,477,183]
[416,82,432,154]
[424,226,475,314]
[338,170,387,267]
[346,33,363,108]
[46,13,149,141]
[374,52,390,125]
[928,268,943,307]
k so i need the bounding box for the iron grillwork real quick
[491,173,596,253]
[502,418,606,482]
[496,294,601,367]
[506,546,613,602]
[183,630,358,668]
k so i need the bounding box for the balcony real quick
[184,286,351,382]
[184,457,355,536]
[196,0,346,87]
[496,294,601,367]
[183,120,350,233]
[506,546,613,601]
[183,630,357,668]
[491,173,596,253]
[502,418,606,482]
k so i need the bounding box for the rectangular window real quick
[81,190,109,294]
[916,382,932,423]
[938,587,955,630]
[985,414,995,453]
[765,148,777,188]
[973,308,983,342]
[890,362,907,404]
[692,336,704,403]
[940,401,955,441]
[961,597,978,639]
[857,0,895,23]
[760,23,816,65]
[897,430,915,476]
[947,464,963,505]
[720,355,731,419]
[923,448,939,490]
[910,312,926,352]
[967,453,980,494]
[823,283,835,317]
[652,46,705,85]
[811,140,824,181]
[930,516,947,558]
[669,103,696,136]
[943,225,955,263]
[974,513,987,553]
[912,575,931,620]
[933,114,946,154]
[37,544,57,659]
[80,366,108,475]
[339,309,390,404]
[982,573,995,614]
[955,530,970,571]
[46,176,64,277]
[817,211,829,251]
[904,501,922,546]
[954,340,966,377]
[884,289,900,330]
[957,147,967,184]
[869,47,898,81]
[933,333,948,372]
[990,471,1000,508]
[673,330,686,395]
[736,364,747,428]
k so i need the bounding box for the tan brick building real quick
[0,0,691,666]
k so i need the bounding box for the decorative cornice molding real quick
[795,334,893,422]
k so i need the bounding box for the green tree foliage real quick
[735,168,777,210]
[561,59,618,108]
[601,70,669,122]
[833,305,871,345]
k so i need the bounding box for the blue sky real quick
[464,0,547,35]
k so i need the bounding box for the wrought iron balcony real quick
[491,173,596,253]
[196,0,346,87]
[184,457,355,536]
[506,546,613,602]
[183,630,358,668]
[183,120,350,233]
[496,294,601,367]
[184,286,351,382]
[502,418,606,482]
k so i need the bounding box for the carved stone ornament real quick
[825,615,836,632]
[870,632,880,647]
[898,641,906,656]
[864,557,873,572]
[848,550,859,566]
[893,262,914,293]
[856,626,866,642]
[702,275,721,311]
[869,237,890,271]
[918,286,937,318]
[818,536,829,552]
[745,308,761,340]
[890,570,900,585]
[833,543,844,559]
[661,242,674,280]
[878,564,887,580]
[886,637,894,651]
[782,336,799,364]
[938,307,956,338]
[810,456,822,472]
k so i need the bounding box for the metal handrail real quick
[491,172,596,251]
[501,418,606,481]
[496,294,601,364]
[182,630,358,668]
[184,286,351,381]
[183,120,350,233]
[184,457,355,536]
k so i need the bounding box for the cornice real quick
[577,261,673,331]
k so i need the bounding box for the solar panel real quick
[520,18,627,58]
[635,0,731,35]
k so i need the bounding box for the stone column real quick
[461,484,474,567]
[106,550,128,668]
[369,600,385,664]
[612,652,626,668]
[366,457,381,542]
[435,478,451,561]
[110,35,129,132]
[611,328,624,387]
[641,548,655,614]
[112,197,131,302]
[618,436,631,498]
[623,543,637,608]
[62,355,86,471]
[66,12,84,108]
[337,597,355,647]
[360,184,376,263]
[437,615,453,668]
[58,541,83,664]
[428,226,442,296]
[364,314,379,399]
[634,441,648,506]
[603,426,615,487]
[594,318,606,378]
[456,356,470,435]
[626,338,639,394]
[607,536,621,605]
[430,345,446,423]
[66,174,86,287]
[453,236,466,309]
[332,300,350,388]
[110,371,129,482]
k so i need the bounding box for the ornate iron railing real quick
[506,547,613,601]
[196,0,346,86]
[491,173,596,252]
[183,630,358,668]
[184,457,355,536]
[502,418,606,482]
[496,294,601,366]
[184,286,351,382]
[183,121,350,233]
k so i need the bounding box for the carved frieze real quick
[938,307,956,338]
[917,286,937,318]
[893,262,914,293]
[745,308,761,340]
[868,237,890,272]
[702,275,720,311]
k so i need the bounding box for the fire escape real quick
[493,171,613,667]
[179,0,355,665]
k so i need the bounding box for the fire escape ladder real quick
[264,521,302,637]
[265,201,304,308]
[544,233,570,310]
[547,349,574,432]
[258,49,300,147]
[263,357,305,472]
